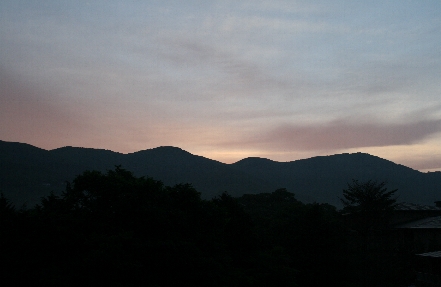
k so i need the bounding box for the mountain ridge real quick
[1,140,440,208]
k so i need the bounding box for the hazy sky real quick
[1,1,440,171]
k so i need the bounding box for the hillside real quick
[1,140,440,208]
[231,153,437,206]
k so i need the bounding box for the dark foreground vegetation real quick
[1,167,417,286]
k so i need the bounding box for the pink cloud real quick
[221,119,441,151]
[0,67,94,149]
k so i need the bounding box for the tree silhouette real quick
[0,192,15,218]
[26,167,251,286]
[340,179,397,235]
[1,170,417,286]
[340,180,399,286]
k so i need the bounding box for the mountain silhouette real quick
[1,140,440,208]
[231,153,439,206]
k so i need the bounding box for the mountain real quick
[1,140,440,208]
[231,153,439,206]
[0,141,274,206]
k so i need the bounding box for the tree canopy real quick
[0,170,416,287]
[340,179,397,233]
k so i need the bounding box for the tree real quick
[31,167,246,286]
[340,180,399,286]
[0,192,15,218]
[340,179,397,235]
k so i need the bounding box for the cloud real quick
[0,67,101,149]
[219,15,335,34]
[1,1,440,173]
[219,119,441,152]
[156,38,292,95]
[404,156,441,172]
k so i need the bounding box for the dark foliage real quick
[339,180,415,286]
[0,169,416,286]
[237,189,350,286]
[340,179,398,235]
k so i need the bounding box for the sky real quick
[1,1,440,172]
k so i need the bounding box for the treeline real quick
[1,167,415,286]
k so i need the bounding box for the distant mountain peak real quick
[234,157,275,164]
[49,146,123,157]
[153,146,187,151]
[131,146,191,155]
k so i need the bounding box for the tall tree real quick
[340,180,399,286]
[340,179,397,235]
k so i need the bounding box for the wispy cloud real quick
[0,1,440,171]
[156,38,295,99]
[0,68,91,145]
[219,118,441,151]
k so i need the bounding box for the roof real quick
[417,251,441,258]
[395,203,441,211]
[394,216,441,229]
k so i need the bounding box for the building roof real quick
[417,251,441,258]
[394,216,441,229]
[395,202,441,211]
